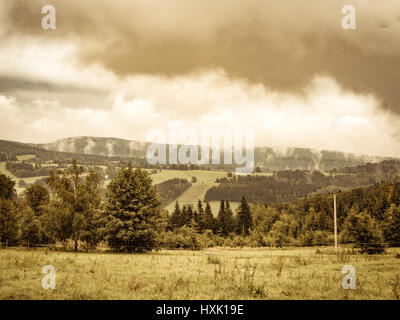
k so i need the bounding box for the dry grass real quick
[1,247,400,300]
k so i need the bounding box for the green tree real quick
[203,202,216,233]
[169,201,182,230]
[0,174,15,200]
[217,200,234,236]
[24,184,49,214]
[44,159,103,251]
[251,205,279,235]
[237,196,252,236]
[104,165,163,252]
[194,199,204,232]
[185,205,194,227]
[341,207,386,254]
[0,199,18,247]
[382,204,400,246]
[19,206,41,247]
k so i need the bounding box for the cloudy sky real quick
[1,0,400,157]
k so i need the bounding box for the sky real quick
[0,0,400,157]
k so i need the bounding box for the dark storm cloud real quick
[0,76,111,108]
[4,0,400,114]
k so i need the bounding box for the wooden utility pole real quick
[334,193,338,253]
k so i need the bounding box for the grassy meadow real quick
[1,247,400,300]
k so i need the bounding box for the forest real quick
[205,160,400,204]
[0,159,399,255]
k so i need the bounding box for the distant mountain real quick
[35,136,393,171]
[38,136,148,158]
[0,139,144,165]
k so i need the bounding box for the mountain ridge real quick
[35,136,394,171]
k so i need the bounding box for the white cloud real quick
[0,37,399,157]
[0,72,399,157]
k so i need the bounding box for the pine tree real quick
[169,201,182,230]
[217,200,234,237]
[382,204,400,246]
[217,199,226,235]
[104,165,163,253]
[203,202,216,233]
[194,199,204,232]
[186,205,194,227]
[180,205,186,226]
[237,196,252,236]
[225,200,234,234]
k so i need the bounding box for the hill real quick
[36,136,391,171]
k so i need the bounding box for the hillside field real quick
[0,161,48,195]
[149,169,240,213]
[1,247,400,300]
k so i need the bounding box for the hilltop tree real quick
[104,165,163,253]
[237,196,252,236]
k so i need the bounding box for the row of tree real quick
[167,197,252,237]
[1,159,400,254]
[204,161,400,204]
[0,161,163,252]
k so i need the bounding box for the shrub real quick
[341,208,386,254]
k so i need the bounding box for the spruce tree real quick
[203,202,216,233]
[169,201,181,230]
[382,204,400,246]
[225,200,234,235]
[104,165,163,252]
[195,199,204,232]
[186,205,194,227]
[217,199,226,236]
[237,196,252,236]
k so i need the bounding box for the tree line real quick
[1,159,399,254]
[205,161,400,204]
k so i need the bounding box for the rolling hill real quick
[36,136,392,171]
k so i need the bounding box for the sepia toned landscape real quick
[1,0,400,301]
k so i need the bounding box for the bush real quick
[341,208,386,254]
[158,226,202,250]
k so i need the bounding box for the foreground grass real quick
[1,247,400,300]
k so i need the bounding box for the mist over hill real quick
[36,136,392,171]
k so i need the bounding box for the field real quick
[1,247,400,300]
[0,161,47,195]
[149,169,240,213]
